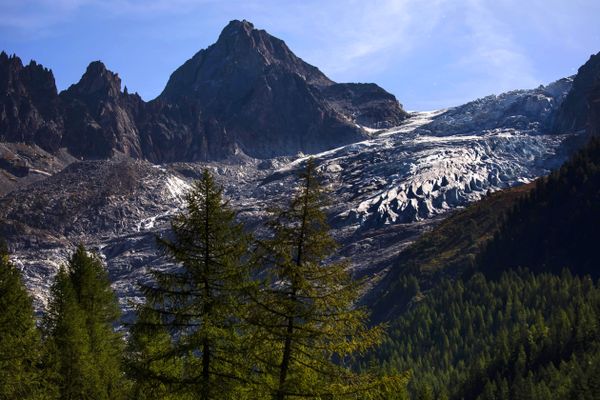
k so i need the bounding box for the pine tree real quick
[130,169,252,400]
[0,242,47,399]
[248,159,407,399]
[43,245,125,400]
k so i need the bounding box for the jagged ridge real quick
[0,20,408,163]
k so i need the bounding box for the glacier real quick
[1,78,586,314]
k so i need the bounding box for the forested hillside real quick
[366,136,600,399]
[479,138,600,278]
[368,270,600,399]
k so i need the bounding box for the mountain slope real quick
[0,20,407,163]
[365,136,600,399]
[156,19,406,159]
[552,51,600,133]
[370,134,600,323]
[1,93,579,312]
[478,137,600,278]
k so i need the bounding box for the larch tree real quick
[130,169,252,400]
[43,267,99,399]
[248,159,407,400]
[68,245,127,398]
[43,245,126,400]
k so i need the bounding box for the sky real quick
[1,0,599,111]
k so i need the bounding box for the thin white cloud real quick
[0,0,216,30]
[0,0,86,29]
[452,0,539,96]
[257,0,446,79]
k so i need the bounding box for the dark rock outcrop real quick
[588,79,600,136]
[155,19,406,159]
[60,61,144,159]
[0,52,64,151]
[322,83,408,129]
[0,20,407,162]
[552,52,600,133]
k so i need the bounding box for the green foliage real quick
[248,159,408,399]
[368,270,600,400]
[479,137,600,278]
[128,169,252,400]
[126,307,189,400]
[0,242,47,399]
[44,267,98,399]
[43,245,126,399]
[371,183,531,322]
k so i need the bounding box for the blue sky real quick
[1,0,599,110]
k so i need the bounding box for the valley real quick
[1,16,600,400]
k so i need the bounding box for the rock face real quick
[60,61,145,159]
[0,20,408,162]
[0,52,64,152]
[588,79,600,136]
[157,20,407,159]
[552,52,600,133]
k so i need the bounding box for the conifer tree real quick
[44,245,125,400]
[43,267,99,399]
[130,170,251,400]
[248,159,406,399]
[0,242,47,399]
[68,245,126,398]
[127,307,188,400]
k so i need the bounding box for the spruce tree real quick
[130,169,251,400]
[0,242,47,399]
[248,159,406,399]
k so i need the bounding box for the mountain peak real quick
[65,61,122,99]
[220,19,255,37]
[86,60,110,75]
[159,20,334,103]
[153,20,406,158]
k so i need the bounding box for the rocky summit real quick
[157,20,407,159]
[0,20,407,165]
